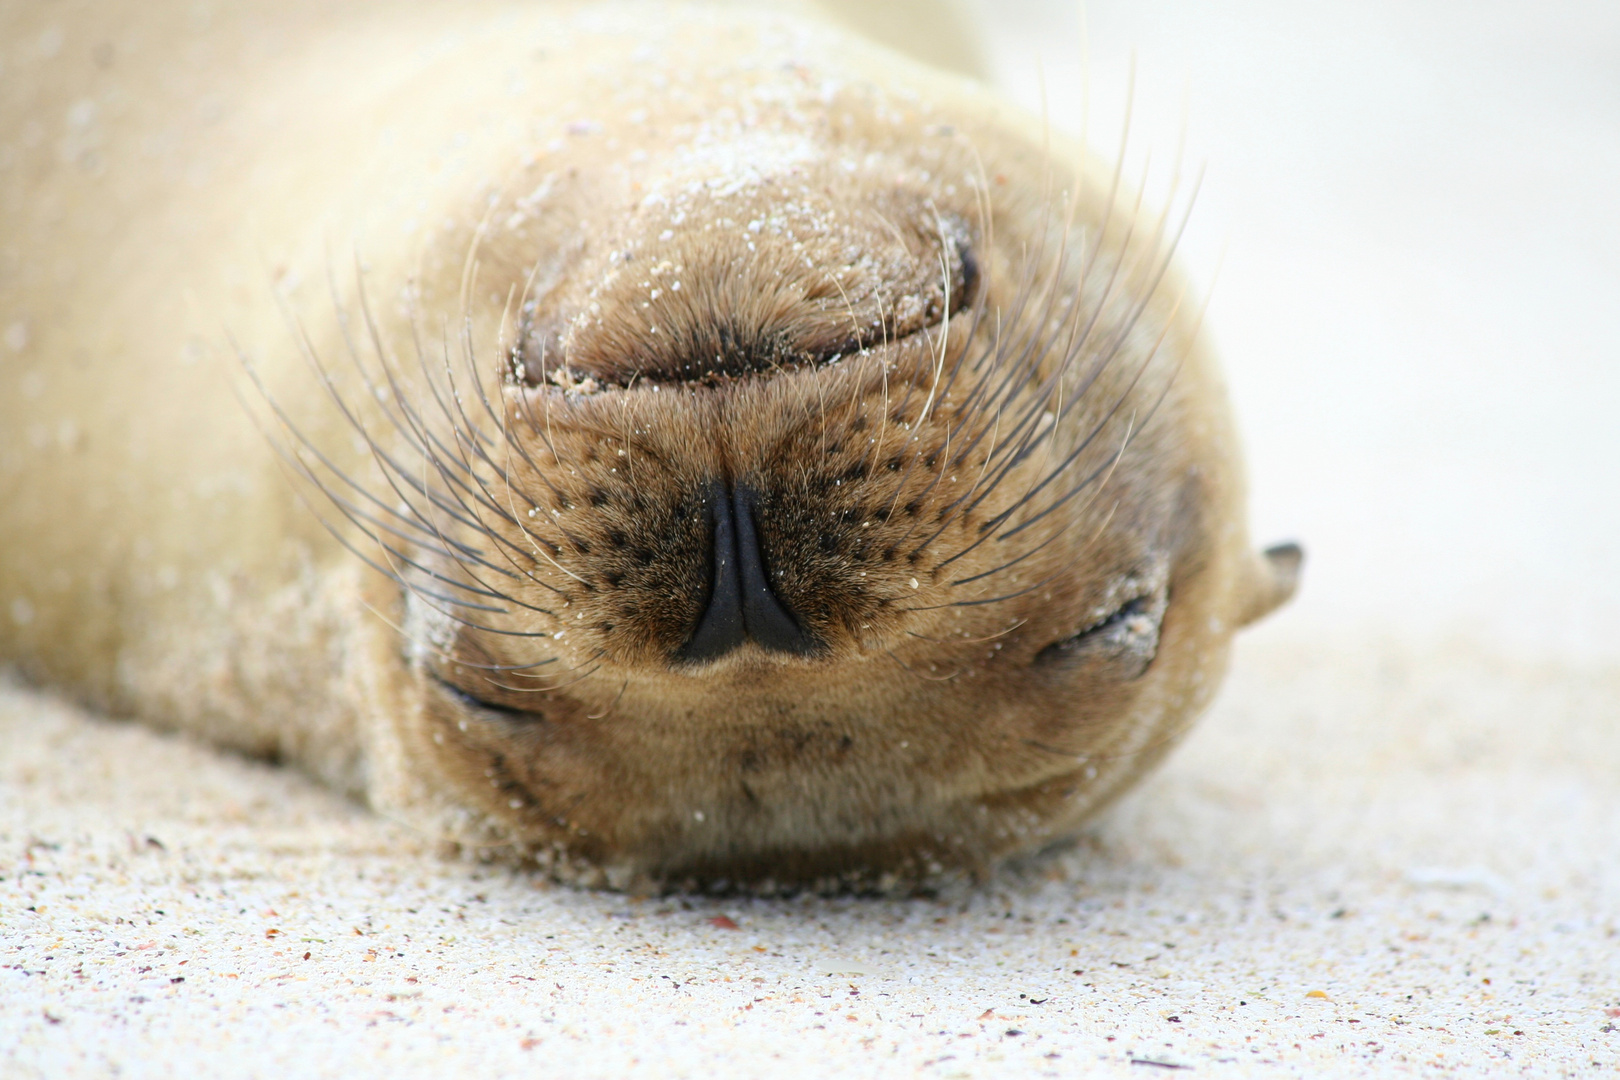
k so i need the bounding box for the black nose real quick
[677,482,823,663]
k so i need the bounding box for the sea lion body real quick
[0,1,1297,889]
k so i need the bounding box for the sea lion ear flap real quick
[1234,542,1304,628]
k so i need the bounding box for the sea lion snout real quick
[507,161,976,390]
[464,163,989,673]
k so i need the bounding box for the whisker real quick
[902,619,1026,646]
[881,647,963,682]
[899,499,1120,614]
[484,656,605,695]
[585,678,631,720]
[351,594,560,674]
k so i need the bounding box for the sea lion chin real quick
[0,1,1299,892]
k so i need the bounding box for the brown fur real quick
[0,0,1298,891]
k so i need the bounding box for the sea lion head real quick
[300,14,1300,890]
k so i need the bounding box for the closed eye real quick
[430,671,543,722]
[1035,592,1166,680]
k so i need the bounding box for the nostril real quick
[732,485,822,657]
[675,481,823,664]
[677,482,744,663]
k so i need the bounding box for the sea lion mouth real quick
[508,196,979,392]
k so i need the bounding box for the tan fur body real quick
[0,1,1297,889]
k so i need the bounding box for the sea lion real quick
[0,0,1299,890]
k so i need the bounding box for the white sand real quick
[4,1,1619,1076]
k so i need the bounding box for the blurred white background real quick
[966,0,1620,662]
